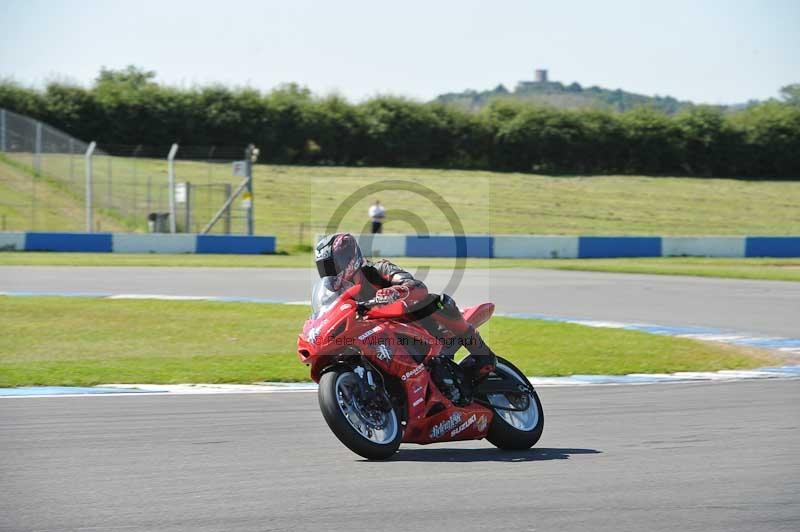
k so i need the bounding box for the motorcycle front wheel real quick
[318,367,402,460]
[483,357,544,450]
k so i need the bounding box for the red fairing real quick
[297,285,494,444]
[364,300,407,319]
[462,302,495,329]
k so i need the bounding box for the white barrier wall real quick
[0,232,25,251]
[661,237,746,257]
[356,234,406,257]
[493,236,579,258]
[112,234,197,254]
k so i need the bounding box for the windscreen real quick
[310,276,351,318]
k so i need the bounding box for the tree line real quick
[1,67,798,178]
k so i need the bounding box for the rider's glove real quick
[375,285,410,305]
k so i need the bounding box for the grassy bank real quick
[2,156,800,245]
[0,296,777,387]
[1,253,799,282]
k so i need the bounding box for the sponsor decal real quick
[358,326,383,341]
[412,397,424,407]
[305,326,321,343]
[449,414,477,438]
[401,364,425,381]
[376,344,392,362]
[476,414,488,432]
[429,412,462,439]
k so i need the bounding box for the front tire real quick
[318,367,402,460]
[484,357,544,450]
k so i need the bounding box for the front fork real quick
[351,360,397,415]
[353,365,376,398]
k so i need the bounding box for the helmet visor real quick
[316,256,337,278]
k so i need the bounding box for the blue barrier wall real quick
[578,236,662,258]
[195,235,276,254]
[5,232,800,257]
[11,232,275,254]
[745,237,800,258]
[405,235,493,258]
[25,232,113,252]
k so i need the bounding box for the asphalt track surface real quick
[2,266,799,336]
[2,266,799,531]
[1,380,798,532]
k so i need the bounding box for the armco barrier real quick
[745,237,800,258]
[25,232,113,252]
[578,236,662,258]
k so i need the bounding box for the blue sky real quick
[1,0,798,104]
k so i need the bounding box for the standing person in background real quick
[368,199,385,234]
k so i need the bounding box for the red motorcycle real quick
[297,277,544,460]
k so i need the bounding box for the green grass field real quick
[1,252,798,281]
[0,296,777,387]
[0,155,129,232]
[2,155,800,247]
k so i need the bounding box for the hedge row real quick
[1,68,798,178]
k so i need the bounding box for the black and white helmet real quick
[314,233,365,285]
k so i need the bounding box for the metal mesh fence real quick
[0,108,250,234]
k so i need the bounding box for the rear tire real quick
[318,367,402,460]
[484,357,544,450]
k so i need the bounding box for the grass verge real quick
[1,253,799,282]
[0,296,777,387]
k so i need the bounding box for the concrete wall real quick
[4,232,800,257]
[3,232,277,254]
[355,234,406,257]
[112,234,197,254]
[745,237,800,258]
[0,232,25,251]
[493,236,578,258]
[405,235,493,258]
[662,237,745,257]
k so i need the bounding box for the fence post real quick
[184,182,192,233]
[0,109,6,152]
[34,121,42,173]
[224,183,232,234]
[167,143,179,233]
[85,141,97,232]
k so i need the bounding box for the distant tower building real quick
[535,69,548,83]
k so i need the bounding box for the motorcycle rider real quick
[314,232,497,384]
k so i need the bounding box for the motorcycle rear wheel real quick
[318,367,402,460]
[484,357,544,450]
